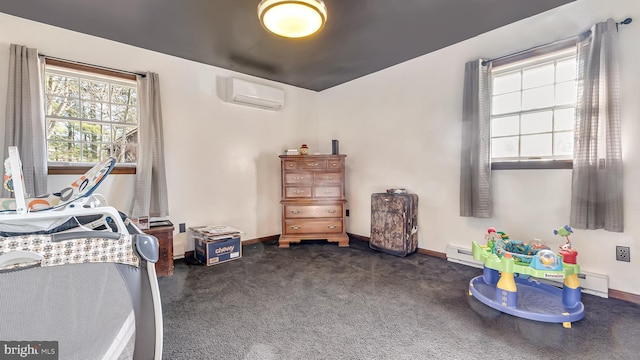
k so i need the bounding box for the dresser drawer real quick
[284,219,343,234]
[315,172,343,184]
[314,186,342,198]
[327,159,343,170]
[284,204,343,218]
[284,172,313,184]
[285,187,312,198]
[300,159,326,170]
[283,160,298,171]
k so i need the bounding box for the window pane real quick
[112,126,137,163]
[554,131,573,156]
[492,92,521,115]
[100,146,112,161]
[46,75,79,97]
[111,85,137,105]
[492,136,519,158]
[81,143,102,163]
[111,104,136,123]
[555,81,576,105]
[523,64,554,89]
[81,122,105,142]
[491,115,519,137]
[80,80,109,101]
[556,58,576,82]
[521,111,552,135]
[101,125,113,142]
[521,134,552,157]
[81,101,109,120]
[522,85,554,110]
[125,108,137,124]
[124,141,138,163]
[47,120,81,142]
[113,126,137,144]
[493,72,521,95]
[46,96,80,118]
[47,141,80,162]
[554,108,574,131]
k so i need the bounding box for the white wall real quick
[0,12,318,249]
[317,0,640,295]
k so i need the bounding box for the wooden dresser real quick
[279,154,349,248]
[145,225,174,277]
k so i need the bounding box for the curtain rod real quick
[482,17,633,66]
[40,54,146,78]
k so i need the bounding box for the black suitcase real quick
[370,193,418,256]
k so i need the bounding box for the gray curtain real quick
[130,72,169,218]
[2,44,47,198]
[460,59,492,218]
[570,19,624,232]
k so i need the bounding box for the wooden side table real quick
[145,225,174,277]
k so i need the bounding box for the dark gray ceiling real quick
[0,0,574,91]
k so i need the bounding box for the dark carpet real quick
[158,239,640,359]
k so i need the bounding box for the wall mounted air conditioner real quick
[225,77,284,110]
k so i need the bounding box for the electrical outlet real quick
[346,209,350,217]
[616,246,630,262]
[179,223,186,233]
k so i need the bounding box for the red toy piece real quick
[559,242,578,264]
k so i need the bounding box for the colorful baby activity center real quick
[468,225,584,328]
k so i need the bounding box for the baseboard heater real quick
[446,244,609,298]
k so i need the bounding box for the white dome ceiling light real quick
[258,0,328,38]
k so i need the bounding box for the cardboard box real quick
[194,235,242,266]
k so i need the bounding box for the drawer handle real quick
[327,209,337,213]
[307,163,319,167]
[290,225,301,230]
[288,163,294,167]
[327,225,337,229]
[322,176,334,180]
[290,210,302,214]
[324,190,332,194]
[294,190,305,194]
[294,176,304,180]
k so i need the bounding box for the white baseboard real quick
[446,245,483,269]
[446,244,609,298]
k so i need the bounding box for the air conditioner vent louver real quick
[225,77,284,111]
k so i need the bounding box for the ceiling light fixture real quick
[258,0,328,38]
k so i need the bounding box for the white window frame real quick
[44,62,138,168]
[490,46,577,169]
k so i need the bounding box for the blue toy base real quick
[469,275,584,325]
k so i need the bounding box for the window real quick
[44,60,138,168]
[490,47,577,169]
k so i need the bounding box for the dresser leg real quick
[279,236,299,248]
[327,235,349,247]
[278,240,290,248]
